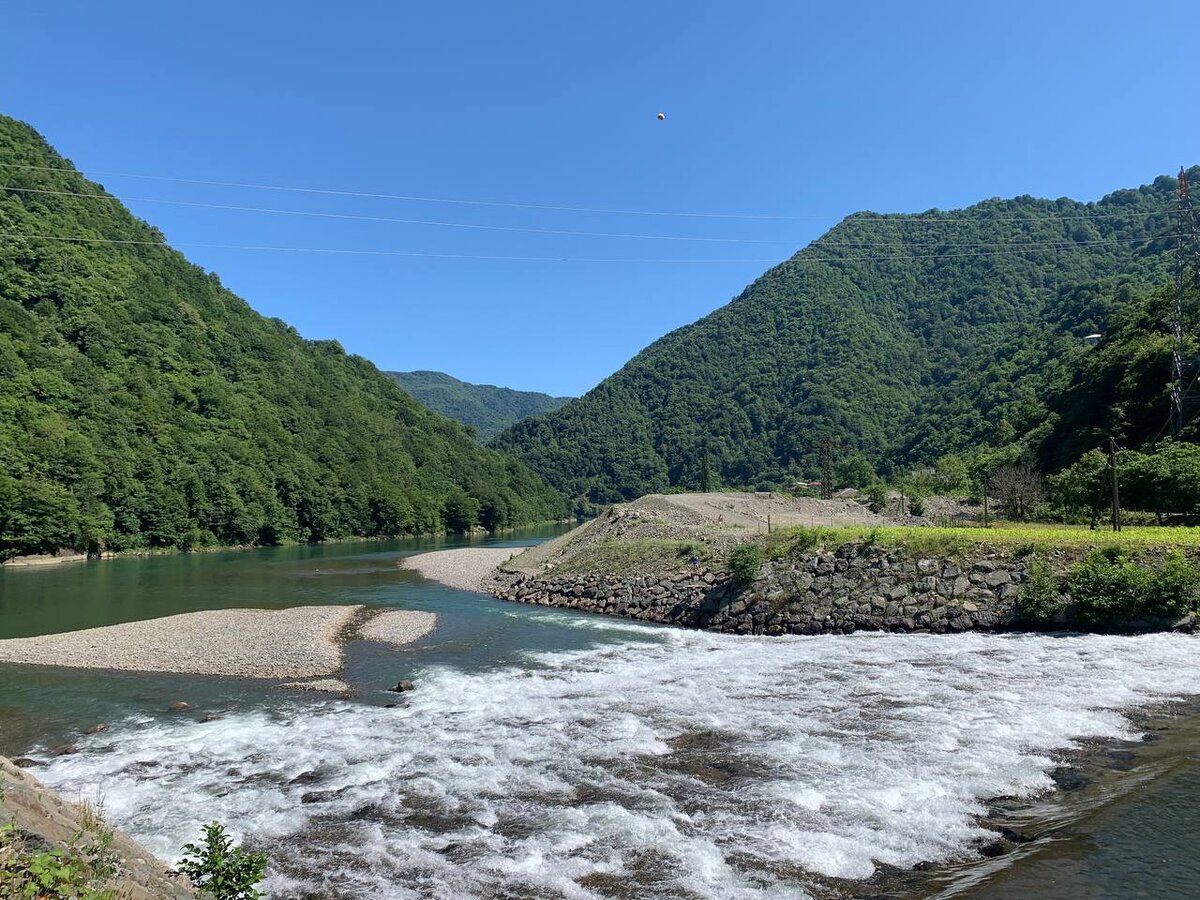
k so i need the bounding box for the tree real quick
[835,454,875,490]
[990,462,1046,520]
[934,454,970,494]
[441,489,480,533]
[1048,450,1109,525]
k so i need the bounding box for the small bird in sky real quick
[656,112,666,121]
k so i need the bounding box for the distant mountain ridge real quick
[388,370,571,441]
[492,170,1197,502]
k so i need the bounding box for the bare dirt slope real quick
[503,492,887,577]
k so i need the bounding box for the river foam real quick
[36,631,1200,899]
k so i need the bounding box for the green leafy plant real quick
[1018,558,1064,622]
[1066,547,1200,623]
[729,543,763,587]
[177,822,266,900]
[0,802,125,900]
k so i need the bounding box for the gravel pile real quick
[400,548,531,592]
[359,610,438,645]
[0,606,360,680]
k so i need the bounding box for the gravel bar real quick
[400,547,532,592]
[359,610,438,645]
[0,606,360,680]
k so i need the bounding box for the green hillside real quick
[0,115,567,560]
[387,370,570,441]
[493,172,1195,502]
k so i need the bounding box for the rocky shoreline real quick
[0,755,197,899]
[488,541,1196,635]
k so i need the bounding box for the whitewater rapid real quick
[36,628,1200,899]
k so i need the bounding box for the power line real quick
[7,185,1188,250]
[0,229,1185,264]
[0,160,1179,223]
[2,186,798,245]
[5,186,1183,249]
[0,162,821,221]
[0,232,783,263]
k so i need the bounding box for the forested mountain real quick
[386,370,570,440]
[0,115,566,560]
[494,171,1197,502]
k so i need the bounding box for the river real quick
[1,533,1197,898]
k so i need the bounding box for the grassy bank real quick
[764,523,1200,560]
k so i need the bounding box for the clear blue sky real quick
[3,1,1197,396]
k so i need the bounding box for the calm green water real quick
[0,525,653,755]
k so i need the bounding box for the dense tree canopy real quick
[386,370,570,441]
[0,116,567,560]
[494,170,1196,501]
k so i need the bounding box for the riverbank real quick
[0,755,197,898]
[0,520,569,569]
[400,546,532,591]
[460,498,1200,636]
[0,606,439,688]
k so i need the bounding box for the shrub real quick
[1066,548,1200,623]
[1067,548,1152,623]
[1147,551,1200,618]
[907,495,926,517]
[865,482,888,514]
[729,543,763,587]
[178,822,267,900]
[1018,558,1064,622]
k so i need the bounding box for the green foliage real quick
[1037,282,1200,470]
[493,171,1192,500]
[835,454,875,489]
[1048,450,1109,523]
[906,495,926,517]
[934,454,970,494]
[1018,558,1064,622]
[0,800,123,900]
[729,543,763,587]
[441,489,480,533]
[177,822,266,900]
[864,482,888,514]
[0,116,567,560]
[387,370,570,441]
[1067,547,1200,623]
[1051,442,1200,524]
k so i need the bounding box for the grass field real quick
[765,522,1200,559]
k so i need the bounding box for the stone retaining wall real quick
[489,541,1026,635]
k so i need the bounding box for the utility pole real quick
[1108,438,1122,532]
[981,471,990,527]
[820,436,834,501]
